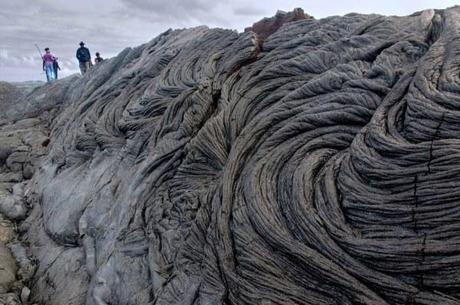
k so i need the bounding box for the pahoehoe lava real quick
[1,7,460,305]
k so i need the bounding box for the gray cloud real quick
[233,6,269,16]
[117,0,241,28]
[121,0,210,15]
[0,0,155,81]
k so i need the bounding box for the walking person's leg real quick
[47,64,56,81]
[45,68,50,82]
[79,62,86,74]
[45,64,54,82]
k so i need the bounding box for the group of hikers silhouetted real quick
[41,41,104,83]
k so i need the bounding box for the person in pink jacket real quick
[42,48,56,82]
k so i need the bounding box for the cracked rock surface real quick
[1,6,460,305]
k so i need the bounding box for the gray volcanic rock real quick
[0,82,22,105]
[1,6,460,305]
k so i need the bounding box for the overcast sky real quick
[0,0,458,82]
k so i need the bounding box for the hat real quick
[79,41,85,46]
[44,47,50,51]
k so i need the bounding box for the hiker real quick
[76,41,91,74]
[42,48,56,82]
[53,58,61,80]
[94,52,104,64]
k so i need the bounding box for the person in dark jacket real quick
[76,41,91,74]
[94,52,103,64]
[53,58,61,79]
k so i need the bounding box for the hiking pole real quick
[35,44,45,76]
[34,44,43,59]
